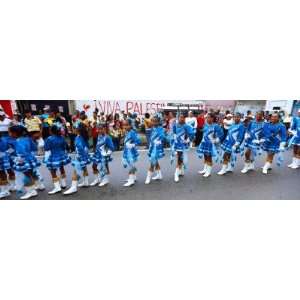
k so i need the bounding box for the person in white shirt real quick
[185,111,197,147]
[222,113,233,140]
[185,111,198,130]
[0,111,12,136]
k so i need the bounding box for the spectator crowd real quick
[0,105,294,153]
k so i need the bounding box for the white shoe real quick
[35,182,45,191]
[262,162,271,174]
[9,181,16,192]
[48,181,62,195]
[248,162,255,171]
[179,167,185,176]
[99,176,109,187]
[152,170,162,180]
[20,187,38,199]
[226,164,234,172]
[288,157,296,168]
[218,165,228,175]
[241,163,250,174]
[90,175,101,186]
[289,158,299,169]
[198,164,207,174]
[64,181,78,195]
[78,176,89,187]
[124,175,135,187]
[203,165,212,177]
[145,171,152,184]
[174,168,180,182]
[0,187,10,199]
[60,178,67,189]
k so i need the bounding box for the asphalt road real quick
[5,149,300,200]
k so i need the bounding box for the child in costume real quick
[145,113,166,184]
[90,123,114,187]
[287,109,300,169]
[261,113,287,174]
[170,113,195,182]
[64,122,91,195]
[9,125,41,199]
[122,119,141,187]
[44,124,71,194]
[197,113,223,177]
[0,136,16,198]
[218,113,245,175]
[241,111,265,173]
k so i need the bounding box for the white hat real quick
[226,113,233,117]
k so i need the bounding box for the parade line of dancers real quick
[0,110,299,199]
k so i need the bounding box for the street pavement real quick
[5,149,300,200]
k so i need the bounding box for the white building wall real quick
[234,100,266,115]
[265,100,294,115]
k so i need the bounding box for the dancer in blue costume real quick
[261,113,287,174]
[170,113,195,182]
[145,113,166,184]
[9,125,41,199]
[122,118,141,187]
[0,135,16,198]
[218,113,245,175]
[64,122,91,195]
[197,113,224,177]
[90,123,114,187]
[287,109,300,169]
[44,124,71,194]
[241,111,265,174]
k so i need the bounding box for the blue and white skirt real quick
[45,153,71,170]
[13,155,41,172]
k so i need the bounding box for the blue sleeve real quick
[263,123,270,139]
[106,136,115,151]
[171,123,176,135]
[63,138,68,151]
[160,127,167,142]
[216,124,224,140]
[185,124,195,140]
[247,121,253,133]
[29,138,38,152]
[134,132,141,145]
[280,124,287,142]
[291,118,297,131]
[237,124,245,144]
[75,137,84,153]
[44,137,51,151]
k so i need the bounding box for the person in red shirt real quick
[195,111,205,146]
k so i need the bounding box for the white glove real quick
[126,142,135,149]
[245,133,251,139]
[252,139,260,144]
[37,138,45,148]
[102,149,112,156]
[288,129,297,136]
[154,140,161,146]
[232,142,239,151]
[184,138,190,144]
[259,139,265,144]
[213,137,220,144]
[7,148,14,154]
[44,150,51,160]
[279,142,285,151]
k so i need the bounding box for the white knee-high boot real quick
[64,180,78,195]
